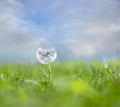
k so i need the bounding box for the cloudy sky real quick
[0,0,120,62]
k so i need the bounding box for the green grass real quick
[0,61,120,107]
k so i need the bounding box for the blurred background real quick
[0,0,120,63]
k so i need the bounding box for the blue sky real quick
[0,0,120,62]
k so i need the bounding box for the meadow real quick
[0,61,120,107]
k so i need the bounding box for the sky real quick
[0,0,120,62]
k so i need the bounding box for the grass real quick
[0,61,120,107]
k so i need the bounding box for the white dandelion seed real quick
[36,47,57,64]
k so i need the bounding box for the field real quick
[0,61,120,107]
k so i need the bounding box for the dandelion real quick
[36,47,57,82]
[36,48,57,64]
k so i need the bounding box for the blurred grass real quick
[0,61,120,107]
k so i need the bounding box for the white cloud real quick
[64,22,120,57]
[57,0,120,58]
[0,0,49,61]
[0,0,120,61]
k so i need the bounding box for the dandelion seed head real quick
[36,47,57,64]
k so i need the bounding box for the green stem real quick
[48,62,52,82]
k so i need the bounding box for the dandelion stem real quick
[48,62,52,82]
